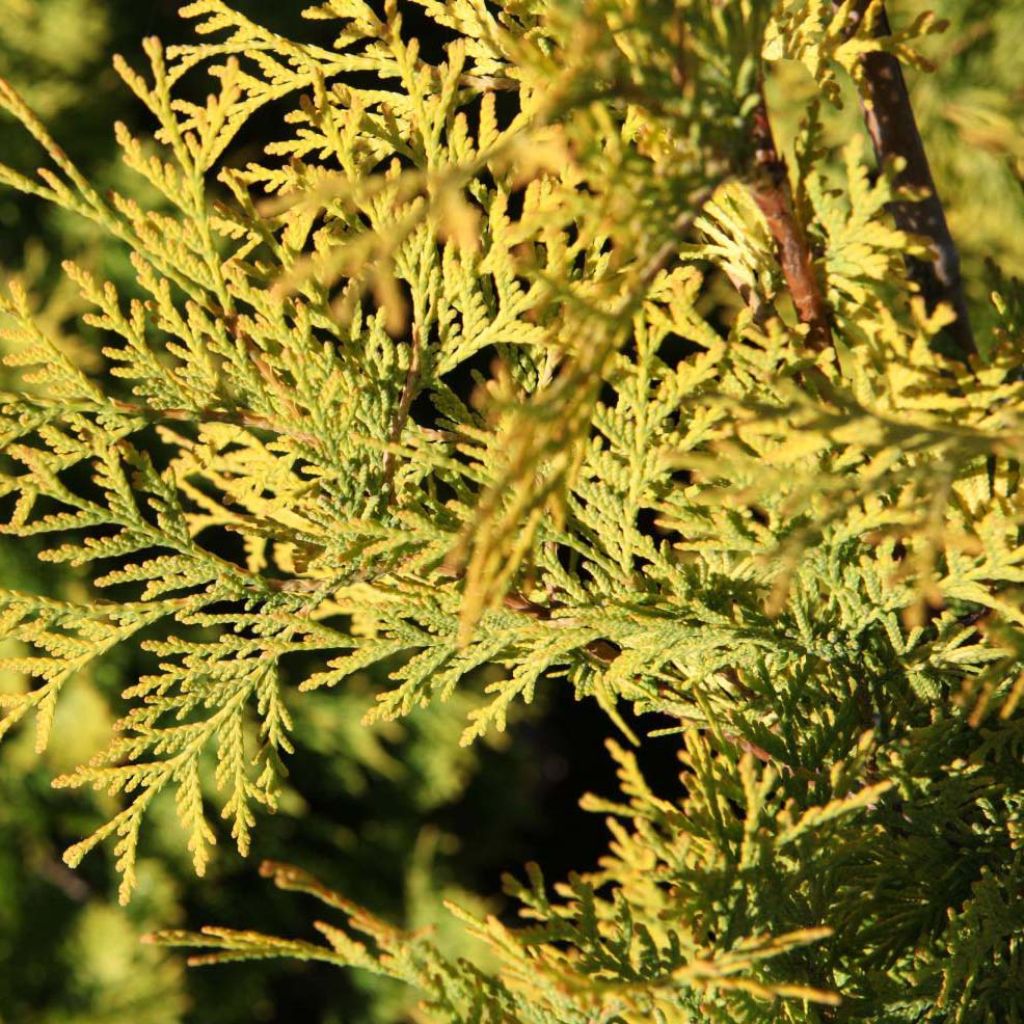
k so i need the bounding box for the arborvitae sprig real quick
[1,1,1022,1019]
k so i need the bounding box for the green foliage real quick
[0,0,109,125]
[1,0,1023,1021]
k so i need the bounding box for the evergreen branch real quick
[1,6,1022,1014]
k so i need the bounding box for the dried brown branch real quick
[746,93,833,352]
[839,1,976,358]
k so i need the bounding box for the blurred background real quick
[0,1,1021,1021]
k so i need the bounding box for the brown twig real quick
[494,590,619,663]
[746,93,833,352]
[838,1,975,358]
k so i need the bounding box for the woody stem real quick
[746,92,833,352]
[840,1,975,358]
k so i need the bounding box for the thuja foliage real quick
[1,0,1023,1020]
